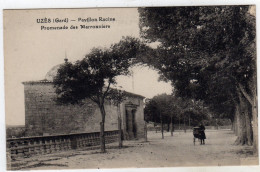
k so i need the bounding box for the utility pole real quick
[65,50,68,62]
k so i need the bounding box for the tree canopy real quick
[139,6,256,119]
[53,36,146,152]
[139,6,257,150]
[145,94,210,127]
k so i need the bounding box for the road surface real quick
[10,129,258,170]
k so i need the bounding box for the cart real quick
[193,127,203,145]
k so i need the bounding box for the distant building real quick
[22,64,145,140]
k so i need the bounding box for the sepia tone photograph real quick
[3,6,259,171]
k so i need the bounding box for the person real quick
[199,123,206,145]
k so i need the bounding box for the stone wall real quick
[23,82,145,139]
[7,130,119,162]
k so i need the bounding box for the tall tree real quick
[144,94,175,138]
[53,37,144,152]
[107,89,126,148]
[144,94,208,136]
[139,6,257,151]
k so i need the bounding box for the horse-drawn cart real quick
[193,127,206,145]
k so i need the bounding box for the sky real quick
[4,8,172,125]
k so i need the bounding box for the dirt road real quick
[11,130,258,170]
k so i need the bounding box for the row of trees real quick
[138,6,257,153]
[53,6,257,154]
[144,93,210,138]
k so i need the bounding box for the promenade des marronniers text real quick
[37,17,116,30]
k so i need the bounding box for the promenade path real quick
[11,129,258,170]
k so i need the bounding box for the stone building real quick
[22,65,145,140]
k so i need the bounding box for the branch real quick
[103,80,111,97]
[97,80,112,106]
[90,96,99,105]
[230,94,238,106]
[238,82,253,105]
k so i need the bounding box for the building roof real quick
[22,64,145,99]
[23,81,145,99]
[45,64,61,81]
[22,79,53,84]
[22,64,61,84]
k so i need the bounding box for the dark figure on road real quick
[199,124,206,145]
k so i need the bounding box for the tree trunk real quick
[250,72,258,154]
[189,114,191,130]
[144,121,148,142]
[167,123,170,132]
[99,104,106,153]
[235,92,248,145]
[235,104,241,137]
[179,116,180,130]
[234,110,238,136]
[245,101,253,146]
[238,89,253,145]
[117,105,123,148]
[118,116,122,148]
[252,95,258,154]
[239,77,258,154]
[154,123,157,133]
[184,116,186,133]
[231,119,234,132]
[170,116,173,136]
[161,113,164,139]
[250,77,258,153]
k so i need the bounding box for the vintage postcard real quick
[3,6,259,171]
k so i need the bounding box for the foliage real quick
[107,89,126,106]
[53,36,146,152]
[53,36,146,106]
[144,94,210,125]
[139,6,256,120]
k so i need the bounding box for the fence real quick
[6,130,119,160]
